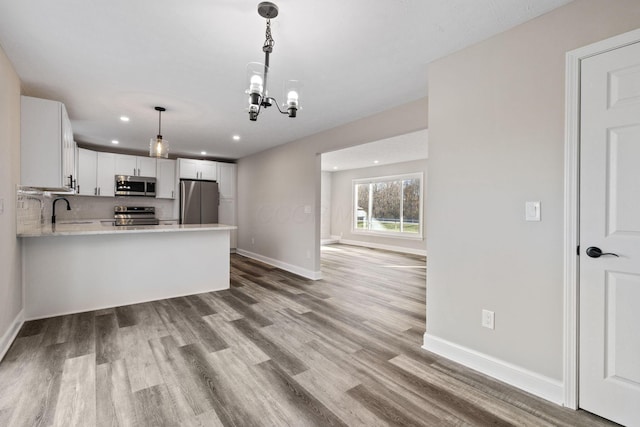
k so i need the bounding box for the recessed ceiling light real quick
[232,135,240,141]
[373,160,379,164]
[333,166,338,170]
[111,140,119,144]
[120,116,130,122]
[201,151,207,155]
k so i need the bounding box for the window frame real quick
[352,172,424,240]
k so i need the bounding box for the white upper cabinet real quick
[137,156,157,177]
[156,158,176,199]
[217,163,237,199]
[96,152,116,196]
[178,158,217,180]
[20,96,77,191]
[114,154,156,177]
[77,148,115,196]
[77,148,97,196]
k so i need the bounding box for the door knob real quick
[586,246,619,258]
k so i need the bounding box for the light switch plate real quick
[0,198,4,215]
[525,201,541,221]
[304,205,312,214]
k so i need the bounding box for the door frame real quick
[563,27,640,409]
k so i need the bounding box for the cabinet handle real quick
[137,168,141,176]
[77,185,80,194]
[98,187,101,196]
[94,187,97,196]
[171,190,174,199]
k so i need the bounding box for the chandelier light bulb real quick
[287,90,299,107]
[250,74,264,95]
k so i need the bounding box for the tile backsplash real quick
[16,187,177,233]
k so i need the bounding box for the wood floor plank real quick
[7,342,69,427]
[256,359,348,426]
[133,384,180,427]
[53,353,96,427]
[148,335,215,417]
[96,359,138,427]
[95,313,121,365]
[230,317,310,376]
[119,325,164,393]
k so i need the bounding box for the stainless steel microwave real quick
[114,175,156,197]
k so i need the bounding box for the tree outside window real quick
[353,173,422,236]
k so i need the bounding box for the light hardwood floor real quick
[0,244,618,426]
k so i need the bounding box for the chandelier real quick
[246,2,300,121]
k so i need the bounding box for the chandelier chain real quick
[263,19,275,53]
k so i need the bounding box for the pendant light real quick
[246,2,301,121]
[149,106,169,158]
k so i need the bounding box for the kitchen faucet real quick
[52,197,71,224]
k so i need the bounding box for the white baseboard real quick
[422,333,564,405]
[236,249,323,281]
[321,237,340,245]
[338,238,427,256]
[0,309,24,362]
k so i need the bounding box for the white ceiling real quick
[0,0,572,160]
[322,129,428,172]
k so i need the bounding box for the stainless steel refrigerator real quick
[180,179,219,224]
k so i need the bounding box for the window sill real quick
[351,229,424,241]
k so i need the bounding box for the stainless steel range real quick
[114,206,159,226]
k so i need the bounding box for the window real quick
[353,173,422,237]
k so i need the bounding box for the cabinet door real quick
[77,148,97,196]
[114,154,137,176]
[156,159,176,199]
[200,160,217,181]
[137,156,157,177]
[178,158,199,179]
[61,105,76,189]
[96,152,116,196]
[20,96,64,188]
[217,163,236,199]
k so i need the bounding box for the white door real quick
[580,41,640,427]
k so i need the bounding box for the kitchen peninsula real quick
[19,222,236,319]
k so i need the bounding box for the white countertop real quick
[18,220,237,237]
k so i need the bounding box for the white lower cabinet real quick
[77,149,115,196]
[156,158,176,199]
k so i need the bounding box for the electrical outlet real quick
[0,198,4,215]
[306,250,311,259]
[251,237,255,245]
[482,309,495,330]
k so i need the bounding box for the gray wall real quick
[320,171,331,240]
[0,45,22,347]
[329,159,427,254]
[237,98,428,277]
[426,0,640,381]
